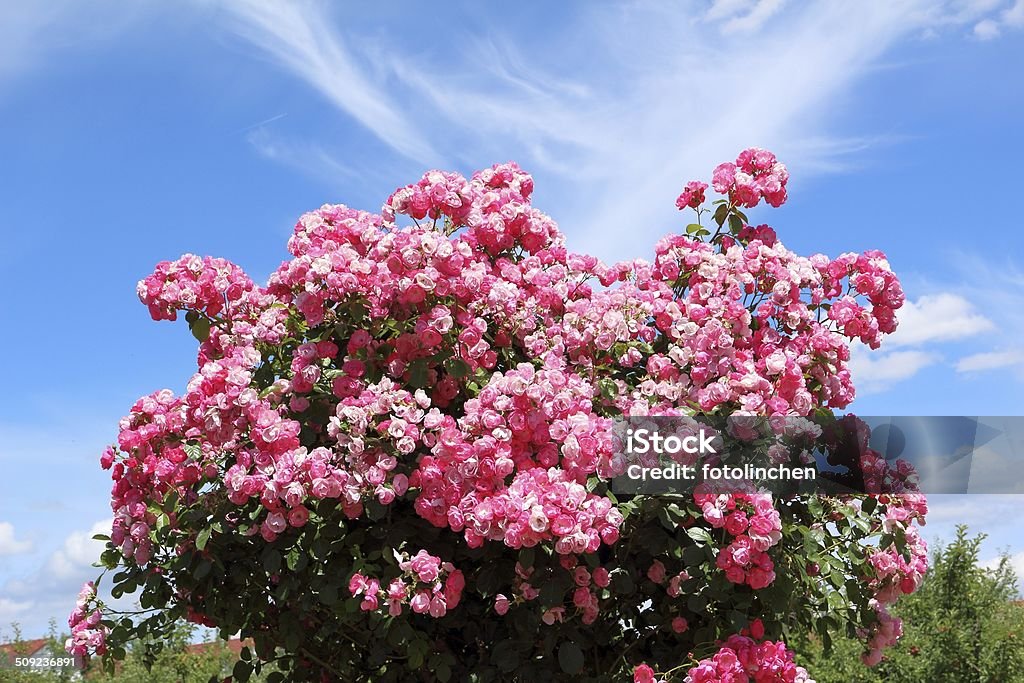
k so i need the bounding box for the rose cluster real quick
[348,549,465,619]
[683,635,815,682]
[66,582,107,667]
[710,148,789,208]
[697,493,782,589]
[73,149,925,680]
[632,634,815,683]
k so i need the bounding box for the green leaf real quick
[686,223,703,235]
[283,628,300,652]
[861,496,878,515]
[658,506,677,531]
[366,500,387,521]
[100,548,120,569]
[557,642,585,675]
[196,527,212,551]
[713,204,729,227]
[540,580,565,607]
[598,378,618,400]
[611,569,635,595]
[233,659,254,682]
[492,640,519,672]
[408,360,429,388]
[194,559,212,580]
[807,496,824,517]
[287,549,308,572]
[682,545,706,567]
[728,214,744,234]
[686,527,713,545]
[190,316,211,342]
[319,583,339,606]
[262,548,282,574]
[444,357,471,379]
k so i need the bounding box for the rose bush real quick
[73,149,927,682]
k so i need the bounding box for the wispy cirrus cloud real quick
[957,349,1024,373]
[246,126,358,185]
[213,0,1019,262]
[0,2,151,84]
[217,0,440,166]
[710,0,790,34]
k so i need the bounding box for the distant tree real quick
[1,620,259,683]
[0,620,75,683]
[82,621,235,683]
[797,525,1024,682]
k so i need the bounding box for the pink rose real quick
[410,590,431,614]
[494,594,510,615]
[633,663,656,683]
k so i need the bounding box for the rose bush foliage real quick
[72,150,927,682]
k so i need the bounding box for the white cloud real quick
[46,520,111,581]
[218,0,439,166]
[846,292,994,392]
[720,0,789,34]
[971,0,1024,38]
[982,550,1024,585]
[392,3,959,260]
[0,519,135,638]
[927,494,1024,526]
[0,3,150,83]
[931,255,1024,383]
[246,127,358,186]
[208,1,1020,262]
[973,17,1002,38]
[888,293,995,347]
[191,0,1024,281]
[1005,0,1024,26]
[706,0,756,22]
[0,597,33,624]
[956,349,1024,373]
[848,347,940,394]
[0,522,32,557]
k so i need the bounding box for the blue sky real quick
[1,0,1023,638]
